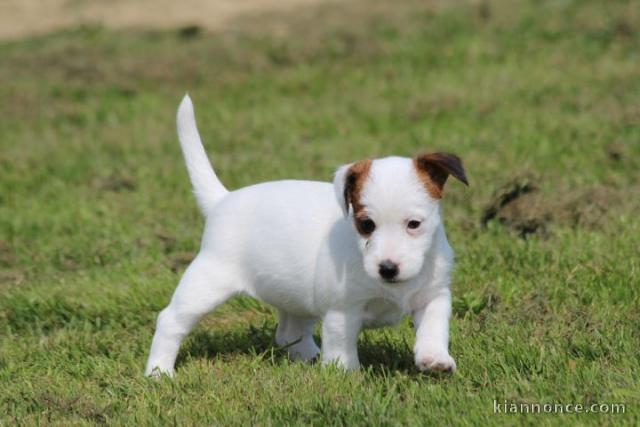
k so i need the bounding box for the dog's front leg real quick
[321,309,363,370]
[413,287,456,373]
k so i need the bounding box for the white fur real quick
[145,96,457,376]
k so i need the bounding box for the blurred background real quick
[0,0,333,40]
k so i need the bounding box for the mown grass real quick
[1,0,639,425]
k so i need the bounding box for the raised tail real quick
[176,95,228,215]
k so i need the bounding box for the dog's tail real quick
[176,94,229,216]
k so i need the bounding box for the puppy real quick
[145,95,468,377]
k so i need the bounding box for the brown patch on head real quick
[343,159,373,234]
[413,152,468,199]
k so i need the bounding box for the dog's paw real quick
[414,350,456,374]
[287,341,321,362]
[321,353,361,371]
[145,366,174,379]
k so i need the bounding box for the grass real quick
[1,0,639,424]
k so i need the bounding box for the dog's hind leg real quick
[145,253,239,377]
[275,311,320,362]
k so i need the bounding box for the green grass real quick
[1,0,639,425]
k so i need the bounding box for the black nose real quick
[379,260,399,280]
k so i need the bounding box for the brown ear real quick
[413,152,468,199]
[341,159,372,215]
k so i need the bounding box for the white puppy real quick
[145,95,468,377]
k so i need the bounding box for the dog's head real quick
[334,153,467,284]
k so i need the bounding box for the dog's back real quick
[200,179,347,315]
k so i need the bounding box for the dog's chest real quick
[361,298,406,328]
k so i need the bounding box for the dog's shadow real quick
[177,322,423,376]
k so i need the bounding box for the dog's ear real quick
[334,163,352,217]
[333,160,372,217]
[413,152,468,199]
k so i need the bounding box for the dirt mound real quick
[482,176,627,237]
[481,176,549,237]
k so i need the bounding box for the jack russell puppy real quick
[145,95,468,377]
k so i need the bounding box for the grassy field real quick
[1,0,639,425]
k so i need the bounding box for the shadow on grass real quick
[176,321,281,367]
[177,322,439,378]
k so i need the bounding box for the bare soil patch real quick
[482,176,632,237]
[0,0,335,40]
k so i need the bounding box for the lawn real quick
[1,0,639,425]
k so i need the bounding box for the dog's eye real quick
[357,218,376,234]
[407,220,421,230]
